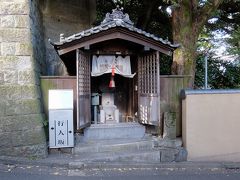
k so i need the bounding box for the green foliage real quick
[195,54,240,89]
[42,118,49,141]
[160,54,172,75]
[197,27,215,51]
[212,1,240,33]
[196,1,240,89]
[228,26,240,55]
[203,1,240,57]
[95,0,141,26]
[95,0,240,88]
[95,0,172,40]
[94,0,115,26]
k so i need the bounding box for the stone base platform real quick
[82,122,146,141]
[71,122,187,163]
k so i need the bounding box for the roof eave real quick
[52,27,178,56]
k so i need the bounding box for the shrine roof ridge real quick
[52,7,179,48]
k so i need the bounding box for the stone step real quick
[71,149,161,164]
[82,122,145,141]
[72,137,186,163]
[73,138,154,154]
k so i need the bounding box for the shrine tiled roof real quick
[52,7,179,48]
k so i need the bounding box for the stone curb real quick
[71,161,240,170]
[0,156,70,168]
[1,155,240,170]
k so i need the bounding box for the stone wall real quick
[39,0,96,75]
[30,0,47,75]
[0,0,96,158]
[0,0,47,158]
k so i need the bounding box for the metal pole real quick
[76,49,79,129]
[204,55,208,89]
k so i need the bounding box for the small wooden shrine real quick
[51,7,178,130]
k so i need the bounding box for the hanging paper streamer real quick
[91,55,135,78]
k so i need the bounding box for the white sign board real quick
[49,90,73,110]
[48,89,74,148]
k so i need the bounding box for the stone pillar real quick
[0,0,47,158]
[163,112,176,139]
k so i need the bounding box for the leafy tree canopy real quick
[95,0,171,39]
[95,0,240,87]
[227,26,240,56]
[195,54,240,89]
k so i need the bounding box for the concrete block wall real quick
[0,0,47,158]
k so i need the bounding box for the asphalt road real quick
[1,163,240,180]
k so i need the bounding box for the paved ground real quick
[1,154,240,180]
[1,163,240,180]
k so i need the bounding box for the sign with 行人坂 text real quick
[48,90,74,148]
[49,110,74,148]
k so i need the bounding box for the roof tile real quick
[52,6,179,48]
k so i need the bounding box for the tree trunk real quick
[171,1,198,88]
[171,0,223,88]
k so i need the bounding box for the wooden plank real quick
[156,51,160,126]
[77,50,91,130]
[160,75,191,136]
[138,51,161,128]
[40,76,77,131]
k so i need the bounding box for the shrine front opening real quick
[76,49,161,130]
[90,54,138,124]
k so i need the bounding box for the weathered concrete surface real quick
[154,138,187,162]
[83,123,145,141]
[0,0,97,158]
[0,0,47,158]
[73,131,186,163]
[74,138,154,154]
[39,0,96,75]
[160,76,191,137]
[163,112,176,139]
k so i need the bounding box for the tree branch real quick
[192,0,198,10]
[193,0,224,36]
